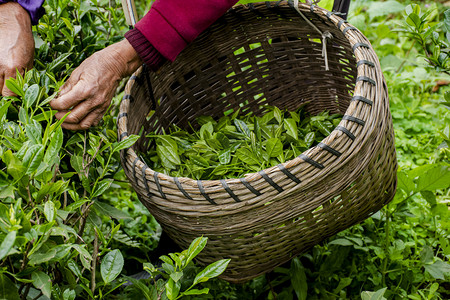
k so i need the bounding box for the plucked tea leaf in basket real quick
[140,105,342,180]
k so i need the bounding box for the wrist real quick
[113,39,143,78]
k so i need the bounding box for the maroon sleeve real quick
[124,28,165,71]
[129,0,238,62]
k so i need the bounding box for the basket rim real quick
[117,1,385,201]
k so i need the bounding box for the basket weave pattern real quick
[117,2,397,283]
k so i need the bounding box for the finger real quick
[58,67,82,95]
[55,98,95,124]
[0,74,4,97]
[58,93,110,125]
[58,79,74,96]
[51,81,90,111]
[61,108,106,131]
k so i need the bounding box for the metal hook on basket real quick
[293,0,332,71]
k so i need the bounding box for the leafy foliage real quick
[121,237,229,300]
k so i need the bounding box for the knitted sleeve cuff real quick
[125,28,166,71]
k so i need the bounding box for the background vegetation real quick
[0,0,449,299]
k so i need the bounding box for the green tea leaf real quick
[5,78,24,97]
[157,136,178,150]
[193,259,230,285]
[361,287,387,300]
[101,249,124,284]
[25,121,43,145]
[91,179,114,199]
[44,200,55,222]
[29,247,58,265]
[169,270,183,282]
[70,154,83,175]
[185,237,208,267]
[24,84,40,108]
[200,122,214,140]
[0,185,14,199]
[313,120,331,136]
[216,132,230,149]
[48,52,71,72]
[236,147,259,165]
[397,171,415,194]
[273,106,282,123]
[113,134,140,152]
[0,274,20,300]
[165,278,181,300]
[93,201,131,220]
[234,119,251,137]
[265,138,283,158]
[219,149,231,165]
[32,271,52,298]
[425,260,450,280]
[253,117,261,142]
[329,238,353,246]
[420,190,436,206]
[304,132,315,148]
[23,144,44,175]
[206,138,223,150]
[416,165,450,191]
[182,288,210,296]
[190,155,209,168]
[0,101,11,121]
[290,258,307,300]
[44,126,63,165]
[157,145,181,167]
[63,289,76,300]
[420,245,434,264]
[0,231,16,260]
[284,118,298,140]
[3,150,26,180]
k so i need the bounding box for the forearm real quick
[0,0,45,25]
[125,0,238,70]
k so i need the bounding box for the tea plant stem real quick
[19,241,32,271]
[91,229,99,298]
[86,139,103,167]
[51,163,59,183]
[20,283,31,300]
[267,275,277,300]
[76,202,94,244]
[26,184,39,225]
[395,40,416,73]
[63,191,68,209]
[107,0,112,41]
[382,209,391,287]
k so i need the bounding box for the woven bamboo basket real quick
[117,1,397,283]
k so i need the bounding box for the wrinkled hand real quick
[50,40,142,130]
[0,2,35,96]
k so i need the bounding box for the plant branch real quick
[76,201,94,244]
[91,229,99,298]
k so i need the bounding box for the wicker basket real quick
[117,1,397,283]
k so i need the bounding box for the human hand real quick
[0,2,35,96]
[50,39,142,130]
